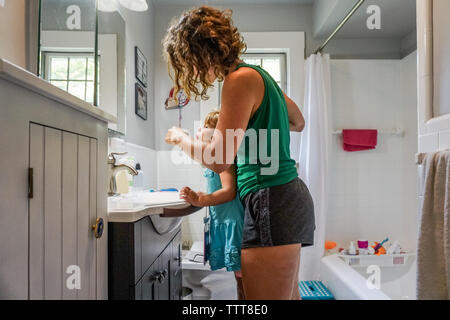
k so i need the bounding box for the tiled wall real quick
[416,0,450,237]
[109,138,207,244]
[157,150,207,244]
[326,53,418,252]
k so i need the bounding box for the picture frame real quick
[135,82,147,120]
[135,46,148,87]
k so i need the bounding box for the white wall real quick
[120,5,156,149]
[153,4,315,152]
[0,0,27,68]
[416,0,450,153]
[433,0,450,117]
[326,53,418,252]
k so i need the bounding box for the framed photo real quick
[135,46,148,87]
[135,82,147,120]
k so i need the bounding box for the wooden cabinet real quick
[170,231,183,300]
[0,60,110,299]
[137,245,172,300]
[28,124,98,299]
[108,217,182,300]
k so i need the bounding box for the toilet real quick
[182,241,237,300]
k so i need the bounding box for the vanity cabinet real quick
[28,124,99,299]
[108,217,182,300]
[0,59,113,299]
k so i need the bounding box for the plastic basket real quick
[298,281,334,300]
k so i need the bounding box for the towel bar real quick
[416,153,425,165]
[332,128,404,136]
[416,150,450,165]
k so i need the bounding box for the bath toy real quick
[373,238,389,252]
[371,242,387,255]
[325,241,337,251]
[387,240,402,255]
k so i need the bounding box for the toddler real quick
[180,110,245,300]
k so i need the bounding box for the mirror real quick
[97,9,126,133]
[38,0,126,134]
[38,0,97,104]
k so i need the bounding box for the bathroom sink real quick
[108,191,187,211]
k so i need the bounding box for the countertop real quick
[0,58,117,123]
[107,201,191,223]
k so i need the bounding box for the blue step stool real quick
[298,281,334,300]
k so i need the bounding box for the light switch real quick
[0,0,5,8]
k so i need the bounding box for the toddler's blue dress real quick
[204,169,244,271]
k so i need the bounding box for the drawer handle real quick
[92,218,104,239]
[150,271,161,284]
[158,269,168,284]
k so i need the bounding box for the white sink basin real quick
[108,191,187,212]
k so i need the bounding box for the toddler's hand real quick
[180,187,203,207]
[165,126,187,145]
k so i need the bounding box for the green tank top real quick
[235,63,298,199]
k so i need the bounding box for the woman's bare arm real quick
[170,68,259,173]
[284,92,305,132]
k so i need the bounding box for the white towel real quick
[417,151,450,300]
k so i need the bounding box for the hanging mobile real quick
[165,87,190,111]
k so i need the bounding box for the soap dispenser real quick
[133,163,145,188]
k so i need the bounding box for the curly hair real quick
[163,6,246,101]
[204,110,220,128]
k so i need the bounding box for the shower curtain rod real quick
[314,0,366,54]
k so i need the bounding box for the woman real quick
[163,6,315,300]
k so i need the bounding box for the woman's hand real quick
[283,92,305,132]
[180,187,206,207]
[165,126,188,146]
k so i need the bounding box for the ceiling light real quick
[119,0,148,12]
[98,0,119,12]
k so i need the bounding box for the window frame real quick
[41,51,97,103]
[242,52,288,92]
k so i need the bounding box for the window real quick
[242,53,287,92]
[42,52,98,104]
[216,52,287,105]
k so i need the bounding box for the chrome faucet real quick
[108,152,138,196]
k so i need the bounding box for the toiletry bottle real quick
[348,241,357,255]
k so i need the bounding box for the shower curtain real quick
[298,53,331,280]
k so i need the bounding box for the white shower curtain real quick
[298,53,331,280]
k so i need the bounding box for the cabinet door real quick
[29,124,98,299]
[170,232,182,300]
[157,245,171,300]
[141,262,158,300]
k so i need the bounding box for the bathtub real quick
[320,254,416,300]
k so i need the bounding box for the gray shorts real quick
[241,177,315,249]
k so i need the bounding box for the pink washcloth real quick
[342,129,378,152]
